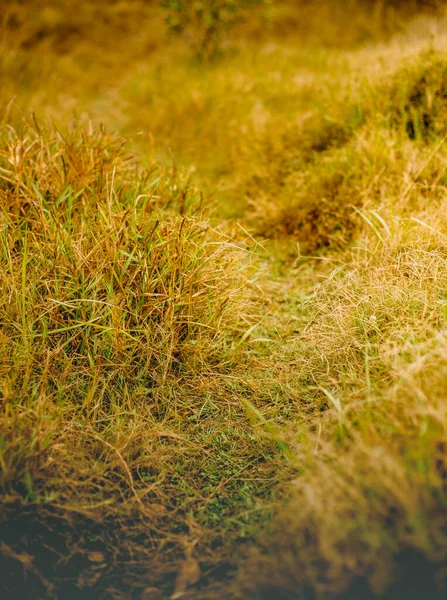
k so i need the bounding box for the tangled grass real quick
[1,1,447,599]
[238,216,447,598]
[0,121,280,598]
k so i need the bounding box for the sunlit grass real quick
[1,1,447,598]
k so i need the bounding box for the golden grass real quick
[1,1,447,598]
[0,120,277,597]
[237,215,447,598]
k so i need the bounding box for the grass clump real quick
[388,50,447,141]
[0,120,279,598]
[233,46,447,252]
[0,121,246,377]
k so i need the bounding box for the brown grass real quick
[1,1,447,599]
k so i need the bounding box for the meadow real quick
[1,1,447,598]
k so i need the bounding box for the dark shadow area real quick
[2,529,446,600]
[340,550,445,600]
[258,550,446,600]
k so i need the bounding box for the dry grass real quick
[1,1,447,599]
[237,214,447,598]
[0,120,278,597]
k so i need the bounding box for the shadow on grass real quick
[1,510,446,599]
[259,550,446,600]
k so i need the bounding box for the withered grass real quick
[1,1,447,598]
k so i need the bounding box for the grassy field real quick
[1,1,447,598]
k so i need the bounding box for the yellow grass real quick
[1,1,447,598]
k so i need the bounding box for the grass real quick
[1,1,447,599]
[0,120,280,597]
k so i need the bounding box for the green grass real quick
[1,1,447,599]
